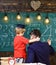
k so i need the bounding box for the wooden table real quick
[0,57,36,65]
[0,57,46,65]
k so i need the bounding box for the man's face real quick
[30,34,36,39]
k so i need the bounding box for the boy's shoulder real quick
[21,36,27,39]
[14,35,22,39]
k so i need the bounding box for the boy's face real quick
[30,34,36,39]
[15,27,25,36]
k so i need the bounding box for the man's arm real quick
[47,39,55,55]
[49,45,55,55]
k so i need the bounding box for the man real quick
[25,29,55,65]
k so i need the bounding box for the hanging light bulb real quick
[45,17,50,24]
[25,15,30,23]
[45,13,50,24]
[3,13,8,21]
[37,13,41,20]
[16,12,21,20]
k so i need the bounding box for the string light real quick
[45,13,50,24]
[37,13,41,20]
[3,13,8,21]
[16,12,21,20]
[25,15,30,23]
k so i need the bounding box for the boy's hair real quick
[30,29,41,37]
[15,24,26,34]
[16,24,25,29]
[15,27,26,34]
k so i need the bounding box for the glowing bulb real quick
[16,14,21,20]
[4,16,8,21]
[25,18,30,23]
[37,15,41,20]
[45,18,50,24]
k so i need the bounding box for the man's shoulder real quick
[29,41,48,47]
[30,41,48,44]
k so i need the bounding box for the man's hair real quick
[30,29,41,37]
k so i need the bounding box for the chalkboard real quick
[0,12,56,51]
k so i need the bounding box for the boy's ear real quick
[23,29,26,32]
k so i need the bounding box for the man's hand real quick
[47,39,51,45]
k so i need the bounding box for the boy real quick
[14,24,40,63]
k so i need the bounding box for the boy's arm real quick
[22,36,40,44]
[29,37,40,43]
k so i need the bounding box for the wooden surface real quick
[0,0,56,12]
[0,56,56,65]
[0,57,36,65]
[0,57,46,65]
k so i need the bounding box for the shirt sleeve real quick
[21,36,29,44]
[49,45,55,55]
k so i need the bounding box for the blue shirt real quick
[26,41,52,65]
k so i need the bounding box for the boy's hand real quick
[47,39,51,45]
